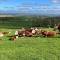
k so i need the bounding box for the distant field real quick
[0,29,60,60]
[0,21,32,28]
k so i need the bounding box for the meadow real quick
[0,29,60,60]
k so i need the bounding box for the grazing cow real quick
[15,28,41,37]
[41,30,56,37]
[18,30,25,37]
[0,32,4,37]
[0,32,10,37]
[9,35,18,41]
[32,29,36,34]
[25,28,41,37]
[25,28,32,32]
[32,28,42,36]
[53,24,58,31]
[35,28,40,35]
[25,31,32,37]
[25,28,36,37]
[15,31,18,35]
[58,24,60,32]
[16,28,33,37]
[15,28,25,37]
[2,32,10,34]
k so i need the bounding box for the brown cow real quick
[18,30,25,37]
[2,32,11,34]
[16,28,33,37]
[25,31,32,37]
[0,32,11,37]
[15,28,41,37]
[9,35,18,41]
[58,24,60,32]
[41,30,56,37]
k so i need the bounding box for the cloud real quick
[52,0,60,3]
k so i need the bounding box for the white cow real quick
[15,31,18,38]
[0,33,4,37]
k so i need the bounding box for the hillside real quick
[0,15,60,28]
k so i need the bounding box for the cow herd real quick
[9,27,60,41]
[0,24,60,41]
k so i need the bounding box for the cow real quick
[9,35,18,41]
[15,28,41,37]
[2,32,11,35]
[0,32,11,37]
[0,32,4,37]
[53,24,58,31]
[25,30,32,37]
[18,30,25,37]
[15,28,33,37]
[57,24,60,32]
[41,30,56,37]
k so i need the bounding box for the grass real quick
[0,29,60,60]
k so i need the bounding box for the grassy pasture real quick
[0,29,59,60]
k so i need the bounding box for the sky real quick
[0,0,60,16]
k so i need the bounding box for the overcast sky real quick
[0,0,60,15]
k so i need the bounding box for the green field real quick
[0,29,60,60]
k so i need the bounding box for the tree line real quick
[0,16,60,28]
